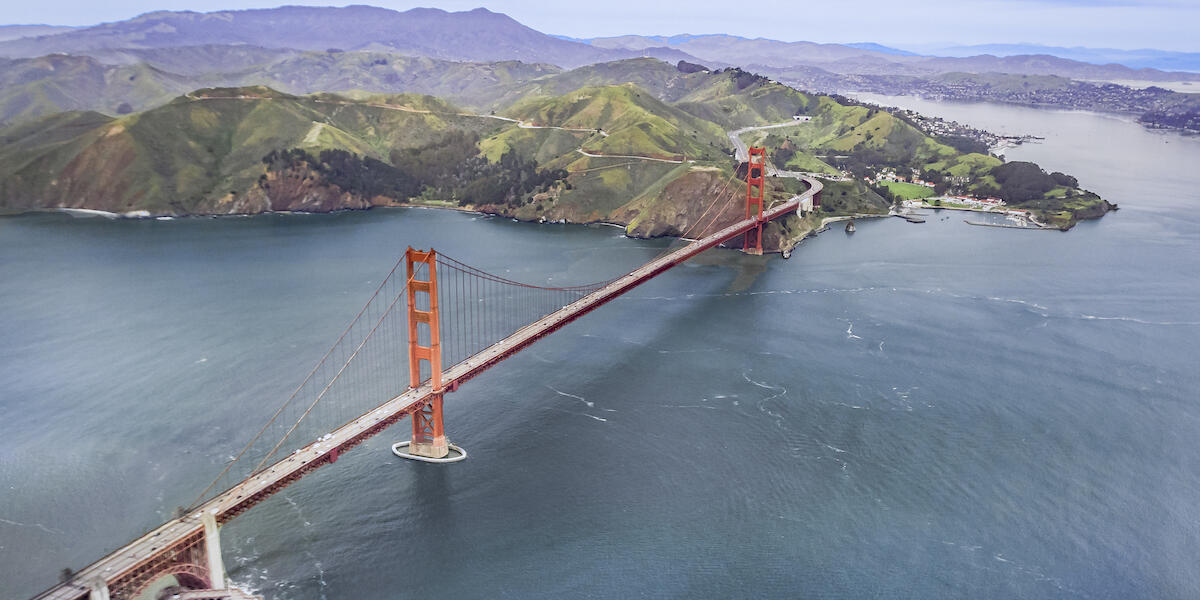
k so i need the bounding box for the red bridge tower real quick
[743,146,767,255]
[404,248,450,459]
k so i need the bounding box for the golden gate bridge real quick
[36,148,821,600]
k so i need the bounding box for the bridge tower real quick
[744,146,767,255]
[404,248,451,459]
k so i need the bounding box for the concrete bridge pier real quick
[201,512,228,590]
[87,578,110,600]
[409,393,450,458]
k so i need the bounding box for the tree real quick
[1050,172,1078,188]
[991,161,1056,203]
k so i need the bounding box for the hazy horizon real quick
[3,1,1198,53]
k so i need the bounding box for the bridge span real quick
[35,152,821,600]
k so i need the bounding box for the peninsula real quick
[0,59,1113,251]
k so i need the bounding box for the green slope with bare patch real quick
[0,87,508,214]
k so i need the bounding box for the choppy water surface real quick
[2,100,1199,599]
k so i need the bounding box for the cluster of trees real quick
[831,150,903,181]
[715,67,773,91]
[451,149,566,207]
[936,135,990,155]
[263,148,420,199]
[985,161,1077,203]
[261,131,567,207]
[772,140,797,166]
[1139,109,1200,132]
[920,169,954,195]
[869,182,902,207]
[676,60,710,74]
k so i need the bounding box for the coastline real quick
[9,198,846,256]
[904,201,1056,229]
[5,194,1061,258]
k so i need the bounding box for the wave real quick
[1078,314,1200,326]
[55,208,118,218]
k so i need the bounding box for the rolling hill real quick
[0,49,565,126]
[0,57,1110,239]
[0,87,510,215]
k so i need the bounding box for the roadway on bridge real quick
[35,127,822,600]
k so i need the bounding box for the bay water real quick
[2,98,1198,598]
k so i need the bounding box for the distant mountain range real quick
[580,34,1200,82]
[932,44,1200,74]
[843,43,919,57]
[0,6,698,69]
[0,6,1122,232]
[0,24,76,43]
[1,7,1196,80]
[0,6,1195,132]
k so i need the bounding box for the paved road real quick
[728,120,813,168]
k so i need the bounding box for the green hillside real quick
[0,88,509,214]
[0,55,193,125]
[499,84,728,160]
[0,50,560,127]
[0,58,1110,233]
[480,59,816,129]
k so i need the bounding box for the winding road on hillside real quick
[729,120,853,182]
[187,93,818,174]
[727,121,813,170]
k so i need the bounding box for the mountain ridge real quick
[0,6,708,69]
[582,34,1200,82]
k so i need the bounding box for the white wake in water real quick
[0,517,61,535]
[1077,314,1200,326]
[846,322,863,340]
[546,384,594,408]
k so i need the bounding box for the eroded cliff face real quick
[466,168,809,253]
[192,163,379,215]
[8,152,813,253]
[616,169,746,239]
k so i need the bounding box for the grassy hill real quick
[0,55,194,125]
[0,88,508,214]
[0,49,561,127]
[0,58,1109,233]
[478,59,817,129]
[499,84,728,160]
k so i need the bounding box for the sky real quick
[5,0,1199,53]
